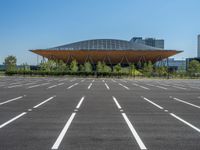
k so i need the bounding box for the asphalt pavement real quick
[0,76,200,150]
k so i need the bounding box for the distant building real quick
[130,37,164,49]
[157,58,186,71]
[31,37,180,66]
[198,35,200,57]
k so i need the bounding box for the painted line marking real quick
[33,96,56,108]
[112,96,122,109]
[172,86,187,90]
[7,85,23,88]
[132,83,149,90]
[92,79,95,82]
[105,83,110,90]
[81,79,85,82]
[170,113,200,133]
[0,96,24,106]
[142,97,164,110]
[0,112,27,129]
[47,83,64,89]
[76,97,85,109]
[51,113,76,150]
[118,83,130,90]
[102,80,105,83]
[146,83,155,87]
[172,97,200,109]
[27,83,49,89]
[67,83,78,89]
[122,113,147,150]
[88,83,92,89]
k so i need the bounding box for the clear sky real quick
[0,0,200,65]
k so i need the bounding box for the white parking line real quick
[105,83,110,90]
[122,113,147,150]
[33,96,56,108]
[112,96,122,109]
[76,97,85,109]
[0,96,24,106]
[141,97,163,110]
[67,83,79,89]
[170,113,200,133]
[7,84,23,88]
[132,83,149,90]
[0,112,27,129]
[51,113,76,150]
[118,83,130,90]
[172,86,187,90]
[172,97,200,109]
[88,83,92,89]
[52,96,85,149]
[47,83,64,89]
[27,83,49,89]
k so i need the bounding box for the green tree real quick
[114,63,122,73]
[55,60,67,72]
[96,61,103,72]
[96,61,111,73]
[142,61,153,77]
[4,55,17,71]
[188,60,200,76]
[84,62,93,72]
[129,63,135,76]
[70,59,78,72]
[102,62,111,72]
[40,60,57,71]
[155,66,167,76]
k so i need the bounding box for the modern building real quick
[31,38,181,66]
[130,37,164,49]
[198,34,200,57]
[158,58,186,71]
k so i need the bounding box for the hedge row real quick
[5,70,131,77]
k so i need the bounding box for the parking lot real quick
[0,76,199,150]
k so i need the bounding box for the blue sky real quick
[0,0,200,65]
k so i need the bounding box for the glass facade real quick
[48,39,161,51]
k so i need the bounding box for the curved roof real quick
[47,39,162,51]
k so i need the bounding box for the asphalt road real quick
[0,76,200,150]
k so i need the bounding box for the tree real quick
[155,66,167,76]
[129,63,135,76]
[55,60,67,72]
[96,61,112,73]
[84,62,93,72]
[142,61,153,77]
[114,63,122,73]
[40,60,57,71]
[70,59,78,72]
[4,55,17,71]
[96,61,103,72]
[188,60,200,76]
